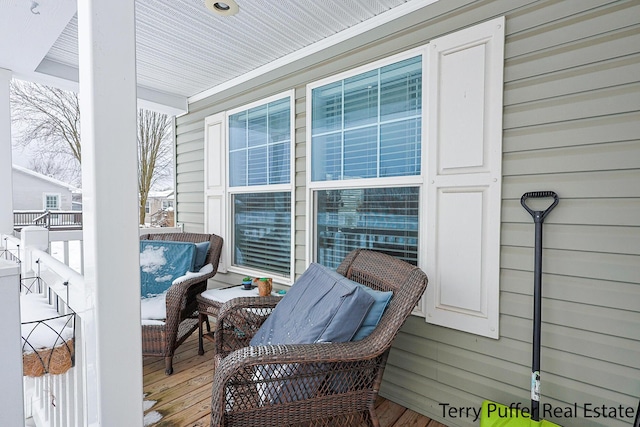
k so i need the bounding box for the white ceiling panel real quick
[3,0,434,112]
[0,0,76,73]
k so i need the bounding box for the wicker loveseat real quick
[209,249,428,426]
[140,232,223,375]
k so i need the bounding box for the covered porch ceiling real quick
[1,0,434,116]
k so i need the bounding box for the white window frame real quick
[306,46,427,276]
[43,193,61,210]
[306,18,504,338]
[204,90,296,283]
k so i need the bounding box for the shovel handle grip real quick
[521,191,559,221]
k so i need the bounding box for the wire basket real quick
[21,294,76,377]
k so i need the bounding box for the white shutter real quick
[424,17,505,338]
[204,112,228,272]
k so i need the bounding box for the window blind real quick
[316,187,419,269]
[229,97,291,187]
[311,56,422,182]
[233,192,291,275]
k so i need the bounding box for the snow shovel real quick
[480,191,560,427]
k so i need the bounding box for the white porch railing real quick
[24,250,84,427]
[2,232,85,427]
[47,230,84,275]
[2,225,184,427]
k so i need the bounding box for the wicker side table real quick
[197,286,281,355]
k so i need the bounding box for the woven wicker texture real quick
[209,249,428,426]
[140,232,223,375]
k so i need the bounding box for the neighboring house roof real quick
[12,164,79,192]
[147,189,174,199]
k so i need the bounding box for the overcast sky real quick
[11,119,34,167]
[11,109,173,190]
[11,144,31,168]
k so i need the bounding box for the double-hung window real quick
[308,53,423,270]
[204,92,295,280]
[307,18,504,338]
[225,95,294,279]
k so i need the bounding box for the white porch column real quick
[77,1,143,426]
[0,68,14,235]
[0,259,23,427]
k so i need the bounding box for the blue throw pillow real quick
[250,263,375,404]
[250,263,374,346]
[140,240,197,298]
[193,241,210,271]
[351,285,393,341]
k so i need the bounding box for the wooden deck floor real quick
[143,334,447,427]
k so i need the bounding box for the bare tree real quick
[28,151,82,185]
[137,109,173,225]
[10,79,82,184]
[11,80,174,224]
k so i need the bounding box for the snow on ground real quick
[144,411,163,426]
[143,395,163,426]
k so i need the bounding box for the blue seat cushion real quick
[140,240,197,298]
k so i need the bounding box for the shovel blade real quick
[480,401,562,427]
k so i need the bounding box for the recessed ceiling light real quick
[205,0,239,16]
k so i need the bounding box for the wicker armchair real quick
[209,249,428,426]
[140,232,223,375]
